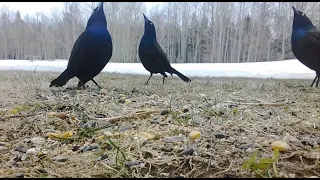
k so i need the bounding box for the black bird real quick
[50,2,112,89]
[138,13,191,85]
[291,6,320,87]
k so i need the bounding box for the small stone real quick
[180,147,194,156]
[160,109,170,116]
[214,132,229,139]
[14,146,28,153]
[52,156,68,162]
[0,142,6,146]
[14,173,24,178]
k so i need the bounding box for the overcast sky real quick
[0,2,163,17]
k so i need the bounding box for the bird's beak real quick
[142,13,148,22]
[292,6,298,14]
[97,2,104,11]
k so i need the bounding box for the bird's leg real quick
[91,79,102,90]
[77,81,85,90]
[145,73,153,85]
[162,76,165,84]
[316,76,319,88]
[310,75,318,87]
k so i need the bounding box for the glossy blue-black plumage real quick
[291,6,320,87]
[50,2,112,88]
[138,13,191,84]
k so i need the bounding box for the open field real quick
[0,70,319,178]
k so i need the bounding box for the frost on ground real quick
[0,70,319,178]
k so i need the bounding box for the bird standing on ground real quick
[50,2,112,89]
[138,13,191,85]
[291,6,320,87]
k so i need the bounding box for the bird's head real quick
[292,6,314,31]
[142,13,156,37]
[86,2,107,29]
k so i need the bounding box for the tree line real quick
[0,2,319,63]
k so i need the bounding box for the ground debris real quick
[0,71,319,178]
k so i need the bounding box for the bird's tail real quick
[50,69,74,87]
[170,67,191,82]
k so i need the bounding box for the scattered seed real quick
[214,132,229,139]
[160,109,169,116]
[97,154,108,161]
[71,146,81,152]
[81,145,99,152]
[180,147,194,156]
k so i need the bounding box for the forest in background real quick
[0,2,319,63]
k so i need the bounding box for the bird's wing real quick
[304,28,320,49]
[67,32,85,68]
[154,42,172,72]
[67,31,93,71]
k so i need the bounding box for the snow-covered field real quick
[0,59,315,79]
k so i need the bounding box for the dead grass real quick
[0,70,319,178]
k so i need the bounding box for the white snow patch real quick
[0,59,315,79]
